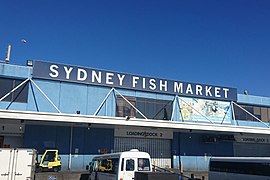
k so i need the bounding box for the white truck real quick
[87,149,152,180]
[0,148,37,180]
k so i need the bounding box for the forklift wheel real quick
[53,166,60,172]
[36,167,43,173]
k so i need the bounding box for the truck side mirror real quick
[57,156,61,161]
[86,165,89,170]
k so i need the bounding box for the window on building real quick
[261,108,268,122]
[0,78,29,103]
[253,106,261,119]
[136,98,172,120]
[116,96,136,118]
[268,108,270,122]
[233,104,270,122]
[116,96,172,120]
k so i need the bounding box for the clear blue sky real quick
[1,0,270,97]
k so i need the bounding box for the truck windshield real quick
[138,158,150,171]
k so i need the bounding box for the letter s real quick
[49,65,59,78]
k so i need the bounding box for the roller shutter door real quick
[114,137,171,168]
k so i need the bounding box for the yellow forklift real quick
[36,149,61,172]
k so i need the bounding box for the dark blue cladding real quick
[32,61,237,101]
[172,132,234,156]
[23,125,114,154]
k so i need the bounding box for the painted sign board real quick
[32,61,237,101]
[114,127,173,139]
[235,135,270,144]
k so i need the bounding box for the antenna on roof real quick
[5,44,11,64]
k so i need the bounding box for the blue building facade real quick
[0,60,270,171]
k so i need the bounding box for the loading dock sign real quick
[126,131,159,138]
[115,127,173,139]
[235,135,270,144]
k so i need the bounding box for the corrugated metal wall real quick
[114,137,171,168]
[234,143,270,156]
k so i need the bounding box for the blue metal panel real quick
[196,156,211,171]
[83,128,114,154]
[57,154,69,171]
[71,127,85,170]
[27,79,61,113]
[87,86,112,115]
[172,132,180,155]
[6,102,27,111]
[180,156,197,171]
[174,132,234,171]
[23,125,70,154]
[0,101,9,109]
[56,126,70,154]
[68,127,115,154]
[90,87,116,116]
[234,143,270,157]
[172,155,180,169]
[171,99,181,121]
[72,127,85,153]
[0,64,31,110]
[117,89,136,97]
[71,127,114,170]
[59,82,88,114]
[23,125,113,171]
[135,91,157,99]
[23,125,57,153]
[71,155,85,171]
[0,101,27,111]
[156,93,174,101]
[236,120,269,128]
[180,133,207,156]
[59,154,98,171]
[179,133,233,156]
[104,91,116,116]
[0,63,31,79]
[238,94,270,107]
[180,156,211,171]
